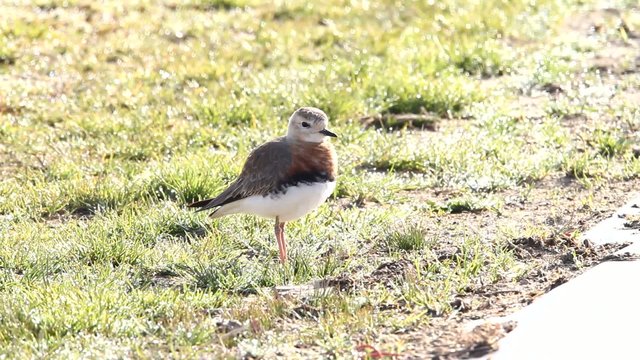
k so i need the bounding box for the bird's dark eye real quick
[301,122,310,128]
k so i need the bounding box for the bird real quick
[188,107,338,264]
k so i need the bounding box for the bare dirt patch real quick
[426,320,517,359]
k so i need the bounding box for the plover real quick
[188,107,338,264]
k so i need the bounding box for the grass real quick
[386,223,429,252]
[1,0,640,357]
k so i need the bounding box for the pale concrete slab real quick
[485,260,640,360]
[581,194,640,246]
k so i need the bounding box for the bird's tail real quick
[187,198,215,212]
[187,198,226,218]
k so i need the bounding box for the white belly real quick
[214,181,336,222]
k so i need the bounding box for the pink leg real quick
[279,222,287,263]
[274,217,287,264]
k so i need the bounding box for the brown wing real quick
[187,137,292,212]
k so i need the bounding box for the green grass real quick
[386,223,429,252]
[1,0,639,357]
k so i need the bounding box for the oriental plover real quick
[188,107,338,264]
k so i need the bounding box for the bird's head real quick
[286,107,337,143]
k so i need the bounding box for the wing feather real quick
[187,138,292,211]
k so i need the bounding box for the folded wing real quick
[187,138,292,213]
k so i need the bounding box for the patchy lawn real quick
[0,0,639,358]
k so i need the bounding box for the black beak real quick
[319,128,338,137]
